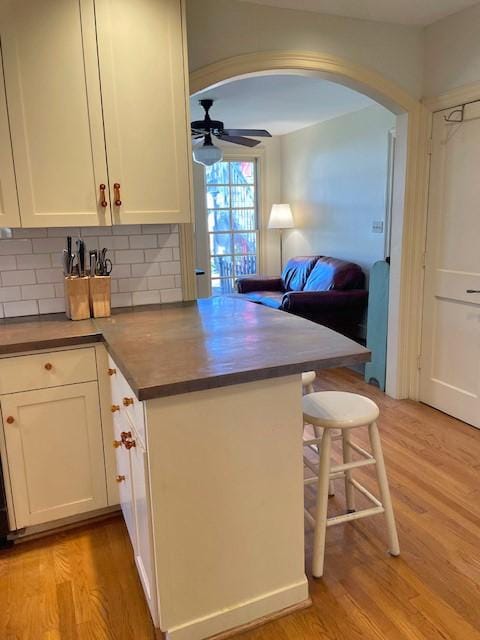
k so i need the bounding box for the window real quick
[205,160,258,295]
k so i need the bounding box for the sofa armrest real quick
[236,276,284,294]
[281,290,368,313]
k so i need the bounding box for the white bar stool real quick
[301,371,316,395]
[302,391,400,578]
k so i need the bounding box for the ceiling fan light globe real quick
[193,143,223,167]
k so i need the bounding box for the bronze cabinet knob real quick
[123,397,134,407]
[44,363,53,371]
[6,416,14,424]
[107,368,117,376]
[115,475,126,483]
[111,404,120,413]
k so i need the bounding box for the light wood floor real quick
[1,368,480,640]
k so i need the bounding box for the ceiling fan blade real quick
[216,134,261,147]
[222,128,272,137]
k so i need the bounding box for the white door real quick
[0,0,110,227]
[1,382,108,528]
[0,42,20,228]
[420,102,480,427]
[130,429,159,626]
[95,0,192,225]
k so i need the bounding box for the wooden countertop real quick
[0,298,370,400]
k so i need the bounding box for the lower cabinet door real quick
[1,382,107,528]
[130,432,159,627]
[113,414,136,548]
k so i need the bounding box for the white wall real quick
[280,105,395,277]
[186,0,424,99]
[424,3,480,98]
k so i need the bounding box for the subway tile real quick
[32,237,66,253]
[36,268,64,284]
[54,283,65,298]
[118,277,148,293]
[132,290,161,306]
[110,264,131,278]
[112,224,141,236]
[111,280,119,294]
[175,275,182,288]
[0,239,33,255]
[80,226,112,236]
[129,234,157,249]
[142,224,171,234]
[147,275,176,290]
[47,227,79,237]
[144,248,173,263]
[98,235,129,250]
[0,255,17,270]
[160,261,181,275]
[39,298,65,314]
[160,288,183,303]
[0,228,13,239]
[158,233,179,248]
[12,228,47,238]
[0,286,21,302]
[173,247,180,261]
[0,303,4,318]
[114,249,144,264]
[170,224,179,233]
[21,284,55,300]
[17,254,51,269]
[111,293,132,308]
[4,300,39,317]
[2,270,36,286]
[131,262,161,277]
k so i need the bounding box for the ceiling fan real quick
[191,98,272,166]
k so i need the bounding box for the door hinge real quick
[422,251,427,268]
[426,138,433,155]
[417,355,422,370]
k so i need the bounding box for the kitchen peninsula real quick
[0,298,369,640]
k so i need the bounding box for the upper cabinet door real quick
[0,43,20,228]
[0,0,110,228]
[95,0,192,225]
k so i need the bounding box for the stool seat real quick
[302,371,316,388]
[303,391,380,429]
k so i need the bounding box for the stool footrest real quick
[347,441,373,460]
[330,458,376,473]
[349,478,382,508]
[326,505,385,527]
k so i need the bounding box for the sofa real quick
[236,256,368,340]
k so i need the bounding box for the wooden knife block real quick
[64,277,90,320]
[89,275,111,318]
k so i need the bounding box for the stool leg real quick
[312,428,332,578]
[313,425,335,496]
[342,429,355,512]
[368,421,400,556]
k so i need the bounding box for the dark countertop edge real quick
[0,332,104,355]
[133,351,370,401]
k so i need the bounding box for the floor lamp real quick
[268,204,295,269]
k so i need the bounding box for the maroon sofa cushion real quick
[303,257,365,292]
[281,256,321,291]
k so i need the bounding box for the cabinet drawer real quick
[0,348,97,395]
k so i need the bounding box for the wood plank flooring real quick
[1,368,479,640]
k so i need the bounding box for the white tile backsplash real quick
[0,224,182,318]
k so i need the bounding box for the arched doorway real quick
[185,51,428,400]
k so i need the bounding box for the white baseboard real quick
[164,579,309,640]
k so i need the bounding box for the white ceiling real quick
[238,0,480,26]
[190,75,375,136]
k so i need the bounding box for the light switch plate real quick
[372,220,384,233]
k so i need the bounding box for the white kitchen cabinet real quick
[1,381,108,528]
[96,0,192,225]
[0,0,110,228]
[130,425,159,627]
[0,43,20,228]
[0,0,192,228]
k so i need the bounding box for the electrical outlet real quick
[372,220,384,233]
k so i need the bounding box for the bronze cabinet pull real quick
[111,404,120,413]
[113,183,122,206]
[123,397,134,407]
[99,184,108,208]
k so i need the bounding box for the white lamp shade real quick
[193,142,224,167]
[268,203,294,229]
